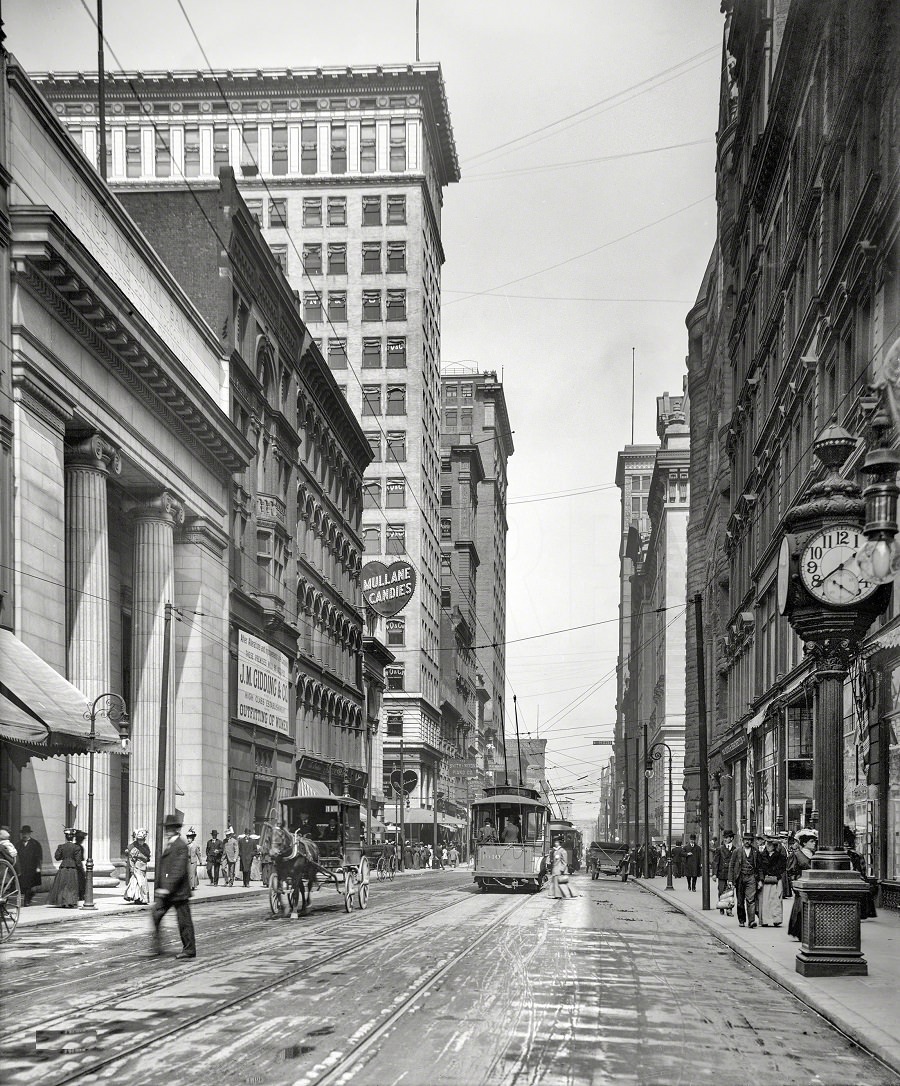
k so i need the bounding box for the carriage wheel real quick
[357,858,370,910]
[268,873,287,917]
[0,860,21,942]
[344,871,357,912]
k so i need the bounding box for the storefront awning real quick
[744,706,768,734]
[0,629,122,755]
[296,777,333,798]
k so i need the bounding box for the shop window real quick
[386,665,405,691]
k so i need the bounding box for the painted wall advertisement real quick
[237,629,290,736]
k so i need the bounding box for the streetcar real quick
[471,784,551,892]
[549,819,583,874]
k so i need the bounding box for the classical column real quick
[129,492,184,849]
[65,432,121,882]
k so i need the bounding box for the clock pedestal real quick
[779,424,884,978]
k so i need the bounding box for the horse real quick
[269,828,320,918]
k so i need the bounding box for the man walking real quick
[205,829,223,885]
[151,813,196,959]
[712,829,736,913]
[728,831,762,928]
[223,828,239,886]
[683,833,702,891]
[237,828,256,887]
[16,825,42,906]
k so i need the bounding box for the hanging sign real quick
[361,560,417,617]
[390,769,418,796]
[237,629,290,736]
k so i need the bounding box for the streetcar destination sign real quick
[361,560,417,617]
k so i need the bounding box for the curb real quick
[632,877,900,1077]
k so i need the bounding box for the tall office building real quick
[440,365,514,797]
[38,65,460,817]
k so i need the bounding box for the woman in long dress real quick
[123,829,151,904]
[758,836,787,926]
[48,828,81,907]
[787,828,817,939]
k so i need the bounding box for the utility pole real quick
[154,603,173,873]
[643,721,650,877]
[694,593,711,910]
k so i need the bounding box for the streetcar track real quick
[4,881,461,1000]
[308,893,532,1086]
[17,887,495,1085]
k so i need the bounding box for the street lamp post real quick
[777,421,894,976]
[646,741,674,891]
[83,692,128,910]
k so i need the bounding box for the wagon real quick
[0,855,21,942]
[261,794,370,917]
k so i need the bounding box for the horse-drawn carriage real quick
[260,794,370,917]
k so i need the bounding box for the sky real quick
[6,0,725,829]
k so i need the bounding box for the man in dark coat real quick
[151,814,196,959]
[16,825,42,905]
[670,839,685,879]
[205,829,223,885]
[237,828,256,887]
[683,833,702,891]
[712,829,736,912]
[728,831,762,927]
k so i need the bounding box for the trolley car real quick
[261,793,370,916]
[549,819,583,874]
[471,784,551,892]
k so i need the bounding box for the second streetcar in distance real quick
[471,785,551,892]
[549,819,583,874]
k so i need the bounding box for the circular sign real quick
[362,560,417,617]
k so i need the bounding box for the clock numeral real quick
[809,546,823,560]
[810,573,823,588]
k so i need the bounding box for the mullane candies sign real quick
[361,560,417,617]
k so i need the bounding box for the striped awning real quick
[296,777,332,798]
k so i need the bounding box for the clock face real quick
[800,524,879,606]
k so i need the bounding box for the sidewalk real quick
[633,875,900,1075]
[13,877,269,928]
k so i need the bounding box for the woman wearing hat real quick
[123,830,151,904]
[758,836,787,927]
[47,828,81,907]
[186,829,202,890]
[787,828,817,939]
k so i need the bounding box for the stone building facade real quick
[35,62,460,823]
[118,168,372,827]
[0,56,250,867]
[684,0,899,904]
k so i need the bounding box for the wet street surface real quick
[1,870,896,1086]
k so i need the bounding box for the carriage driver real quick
[298,814,320,840]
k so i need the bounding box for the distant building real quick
[617,392,690,843]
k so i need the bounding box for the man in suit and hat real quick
[728,831,763,927]
[712,830,737,914]
[205,829,223,885]
[16,825,42,906]
[151,813,196,959]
